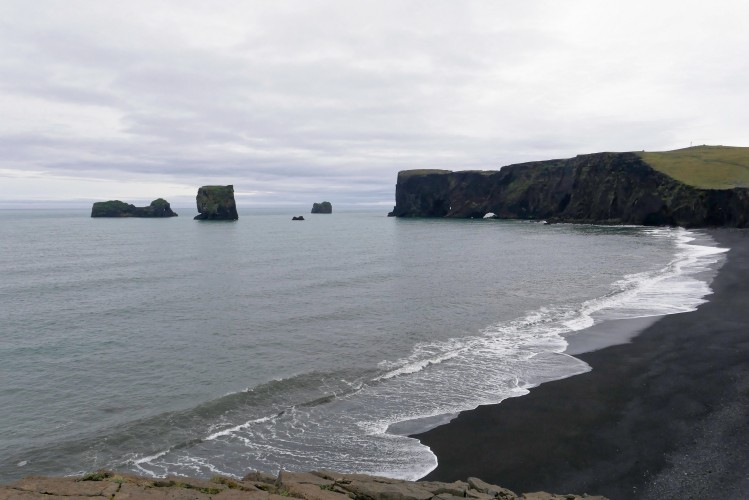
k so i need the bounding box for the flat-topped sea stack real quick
[311,201,332,214]
[194,185,239,220]
[388,146,749,228]
[91,198,177,218]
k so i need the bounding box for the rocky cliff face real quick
[91,198,177,218]
[311,201,333,214]
[388,152,749,227]
[195,185,239,220]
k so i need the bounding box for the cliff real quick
[0,470,607,500]
[91,198,177,218]
[195,185,239,220]
[387,147,749,227]
[311,201,333,214]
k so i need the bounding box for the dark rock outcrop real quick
[292,216,305,221]
[91,198,177,218]
[387,152,749,227]
[194,185,239,220]
[311,201,332,214]
[0,470,607,499]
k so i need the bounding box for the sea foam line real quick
[568,228,727,326]
[128,228,728,482]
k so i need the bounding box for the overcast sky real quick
[1,0,747,208]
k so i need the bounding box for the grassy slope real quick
[638,146,749,189]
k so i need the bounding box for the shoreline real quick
[413,228,749,498]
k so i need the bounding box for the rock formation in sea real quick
[292,216,305,220]
[387,148,749,227]
[0,470,608,499]
[311,201,332,214]
[194,185,239,220]
[91,198,178,218]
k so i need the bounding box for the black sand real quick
[414,229,749,499]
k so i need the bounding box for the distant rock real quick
[311,201,332,214]
[91,198,177,218]
[292,216,305,220]
[194,185,239,220]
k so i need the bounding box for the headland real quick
[388,146,749,227]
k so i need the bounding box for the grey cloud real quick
[0,0,747,206]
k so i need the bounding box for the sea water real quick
[0,209,727,482]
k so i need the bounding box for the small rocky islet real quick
[90,186,241,221]
[194,185,239,221]
[311,201,332,214]
[0,469,608,499]
[90,198,178,218]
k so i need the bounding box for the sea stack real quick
[91,198,178,218]
[194,185,239,220]
[311,201,332,214]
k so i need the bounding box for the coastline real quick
[414,229,749,499]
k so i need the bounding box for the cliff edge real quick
[0,470,607,500]
[388,146,749,227]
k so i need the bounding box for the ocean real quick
[0,208,727,483]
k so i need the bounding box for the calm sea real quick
[0,209,726,482]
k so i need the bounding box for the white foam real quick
[374,348,464,381]
[130,228,727,483]
[205,416,275,441]
[570,228,727,325]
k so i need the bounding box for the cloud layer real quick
[1,0,748,207]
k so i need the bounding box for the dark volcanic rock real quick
[387,152,749,227]
[194,185,239,220]
[91,198,177,218]
[292,216,305,220]
[311,201,332,214]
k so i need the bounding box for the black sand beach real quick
[415,229,749,499]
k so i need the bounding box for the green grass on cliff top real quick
[639,146,749,189]
[398,169,452,178]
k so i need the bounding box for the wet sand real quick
[414,229,749,499]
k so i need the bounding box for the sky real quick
[1,0,748,209]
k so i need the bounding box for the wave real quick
[124,229,726,481]
[3,228,726,483]
[571,228,726,324]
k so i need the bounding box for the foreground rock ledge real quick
[0,470,607,499]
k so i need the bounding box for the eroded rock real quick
[91,198,178,218]
[194,185,239,220]
[311,202,332,214]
